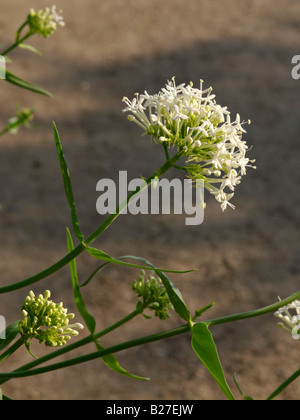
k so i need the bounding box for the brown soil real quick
[0,0,300,400]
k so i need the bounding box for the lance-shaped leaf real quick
[87,248,195,276]
[4,69,52,97]
[54,123,84,242]
[192,322,235,400]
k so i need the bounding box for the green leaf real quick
[95,341,149,381]
[66,229,95,335]
[191,322,235,400]
[4,69,52,97]
[155,270,191,323]
[0,321,19,352]
[233,373,253,400]
[54,123,84,242]
[80,262,110,287]
[86,247,195,276]
[25,341,38,359]
[18,43,42,56]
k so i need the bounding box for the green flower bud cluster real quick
[19,290,84,348]
[132,271,173,320]
[27,6,65,38]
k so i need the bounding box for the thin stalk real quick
[1,33,32,57]
[266,367,300,400]
[0,128,9,137]
[1,292,299,382]
[204,291,300,327]
[0,151,185,294]
[0,325,189,380]
[0,337,24,364]
[0,308,144,385]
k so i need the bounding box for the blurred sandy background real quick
[0,0,300,400]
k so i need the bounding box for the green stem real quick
[0,337,24,364]
[0,128,9,137]
[204,291,300,326]
[1,33,32,56]
[0,151,185,294]
[266,367,300,400]
[0,292,299,382]
[0,308,142,385]
[0,325,189,380]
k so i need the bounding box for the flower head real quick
[123,78,255,211]
[27,6,65,38]
[274,299,300,339]
[19,290,84,349]
[132,270,173,320]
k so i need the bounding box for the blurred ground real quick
[0,0,300,400]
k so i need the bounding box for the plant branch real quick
[266,367,300,400]
[0,151,185,294]
[0,324,189,380]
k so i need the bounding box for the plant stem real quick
[1,33,32,56]
[0,325,189,380]
[0,151,185,294]
[266,367,300,400]
[204,291,300,326]
[0,308,142,385]
[1,291,299,382]
[0,337,24,364]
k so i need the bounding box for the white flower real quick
[274,299,300,339]
[123,78,255,211]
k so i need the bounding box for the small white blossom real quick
[274,299,300,339]
[123,78,255,211]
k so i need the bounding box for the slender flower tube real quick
[19,290,84,349]
[123,78,255,211]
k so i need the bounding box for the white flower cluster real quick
[275,299,300,339]
[27,6,65,38]
[123,78,255,211]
